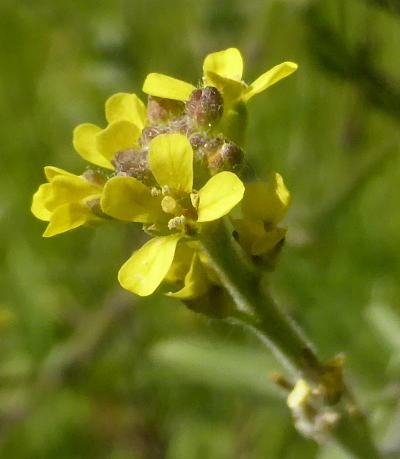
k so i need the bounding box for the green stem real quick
[198,221,382,459]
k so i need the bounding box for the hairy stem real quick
[198,220,382,459]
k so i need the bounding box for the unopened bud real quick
[186,86,223,128]
[169,115,193,137]
[85,196,105,218]
[207,140,244,174]
[189,133,207,151]
[147,95,185,124]
[139,125,168,147]
[112,148,152,184]
[81,169,107,187]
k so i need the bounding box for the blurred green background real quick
[2,0,400,457]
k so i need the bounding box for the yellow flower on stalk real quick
[31,167,106,237]
[165,242,215,300]
[142,48,297,144]
[232,172,291,258]
[72,93,147,170]
[164,242,234,318]
[100,133,244,297]
[143,47,297,105]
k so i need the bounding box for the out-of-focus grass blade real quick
[150,338,284,399]
[366,303,400,351]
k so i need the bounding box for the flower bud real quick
[207,140,244,174]
[147,95,185,124]
[139,125,168,147]
[186,86,223,128]
[81,169,107,187]
[169,115,193,137]
[112,148,153,184]
[189,133,207,151]
[84,196,108,219]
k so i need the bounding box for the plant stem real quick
[198,220,382,459]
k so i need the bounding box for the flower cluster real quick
[32,48,297,307]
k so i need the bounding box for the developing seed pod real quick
[207,140,244,174]
[186,86,224,128]
[112,148,153,185]
[147,95,185,124]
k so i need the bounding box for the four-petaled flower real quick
[72,93,147,170]
[143,48,297,141]
[31,167,106,237]
[143,47,297,105]
[100,133,244,296]
[232,172,291,258]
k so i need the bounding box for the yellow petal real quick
[242,173,291,225]
[45,174,101,211]
[142,73,196,101]
[118,234,183,296]
[243,62,298,102]
[203,48,243,82]
[31,183,53,221]
[43,202,94,238]
[197,171,244,222]
[44,166,76,181]
[101,176,162,223]
[251,227,287,256]
[149,134,193,192]
[231,217,265,253]
[167,253,210,300]
[203,71,244,104]
[73,123,113,169]
[95,120,141,161]
[164,242,195,284]
[105,93,147,129]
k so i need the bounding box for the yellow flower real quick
[164,242,234,317]
[232,172,290,257]
[142,48,297,145]
[165,242,215,300]
[31,167,106,237]
[72,93,147,170]
[142,47,297,106]
[100,133,244,296]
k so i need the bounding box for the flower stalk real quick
[198,220,382,459]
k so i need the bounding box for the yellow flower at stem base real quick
[31,167,106,237]
[232,172,290,263]
[100,133,244,297]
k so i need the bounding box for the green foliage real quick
[2,0,400,457]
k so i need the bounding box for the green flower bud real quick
[186,86,224,128]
